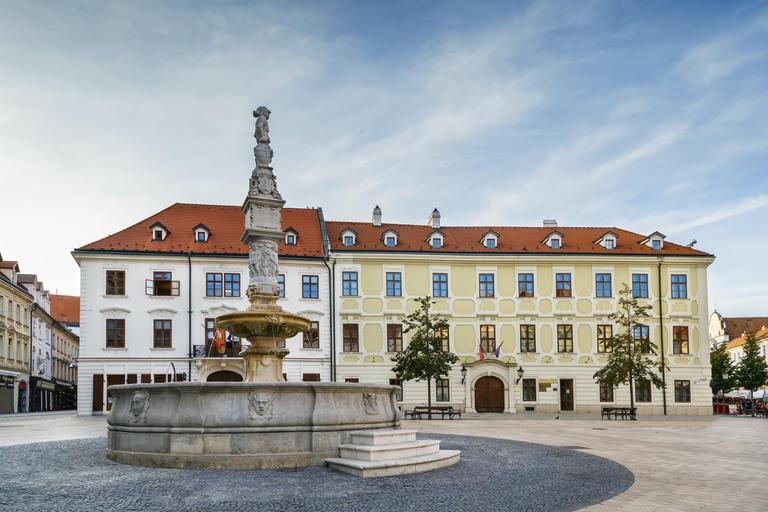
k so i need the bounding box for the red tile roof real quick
[0,261,19,269]
[77,203,325,258]
[724,317,768,340]
[51,294,80,325]
[326,222,712,256]
[726,328,768,350]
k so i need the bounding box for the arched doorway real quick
[475,376,505,412]
[206,371,244,382]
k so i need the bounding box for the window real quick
[674,380,691,403]
[520,325,536,352]
[278,274,285,298]
[276,338,286,348]
[486,238,496,249]
[597,325,613,353]
[673,326,689,354]
[636,381,652,402]
[555,273,571,297]
[206,273,222,297]
[153,229,164,241]
[605,239,614,250]
[303,321,319,349]
[205,273,240,297]
[632,274,648,298]
[596,273,612,297]
[432,237,442,249]
[386,272,402,297]
[153,319,172,348]
[204,318,215,347]
[599,381,614,402]
[437,327,449,351]
[106,319,125,348]
[389,378,403,401]
[303,275,319,299]
[433,273,448,297]
[224,274,240,297]
[479,274,495,298]
[435,378,450,402]
[302,373,321,382]
[551,238,560,249]
[480,325,496,353]
[345,378,360,383]
[145,272,179,296]
[286,234,296,245]
[385,236,396,247]
[387,324,403,352]
[343,324,359,352]
[671,275,687,299]
[344,236,354,247]
[341,272,357,296]
[518,273,534,297]
[557,325,573,352]
[197,231,206,242]
[106,271,125,295]
[522,378,536,401]
[634,325,650,353]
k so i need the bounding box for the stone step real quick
[339,439,441,462]
[326,449,461,478]
[349,429,418,446]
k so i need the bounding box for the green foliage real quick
[734,333,768,402]
[593,284,666,408]
[391,297,458,383]
[709,343,735,395]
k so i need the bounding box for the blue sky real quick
[0,0,766,317]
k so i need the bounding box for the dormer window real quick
[149,222,169,242]
[480,230,499,250]
[605,239,614,250]
[192,223,211,243]
[641,231,666,251]
[284,227,299,246]
[595,231,618,250]
[340,228,358,247]
[432,238,442,248]
[427,230,445,249]
[542,230,564,250]
[380,229,399,248]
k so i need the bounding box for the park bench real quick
[601,406,636,420]
[404,406,461,420]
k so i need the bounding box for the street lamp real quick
[516,366,525,384]
[460,365,467,384]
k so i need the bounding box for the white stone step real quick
[349,429,417,446]
[339,439,441,461]
[326,449,461,478]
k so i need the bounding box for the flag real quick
[494,341,504,358]
[478,344,484,361]
[226,333,233,343]
[213,329,223,347]
[214,329,227,354]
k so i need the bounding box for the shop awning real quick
[0,370,21,378]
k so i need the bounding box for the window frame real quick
[386,272,402,297]
[518,273,534,297]
[555,273,572,297]
[436,326,450,352]
[522,378,537,402]
[557,324,574,353]
[634,325,651,353]
[106,319,125,348]
[674,380,691,403]
[671,274,688,299]
[636,381,652,403]
[387,324,403,352]
[520,324,536,352]
[146,272,179,297]
[277,274,285,298]
[302,274,319,299]
[480,324,496,353]
[303,321,320,349]
[435,377,450,402]
[595,273,612,298]
[479,273,495,298]
[673,326,689,354]
[632,274,649,298]
[599,381,614,402]
[341,271,358,297]
[389,378,403,402]
[342,324,359,352]
[106,270,126,296]
[432,273,448,297]
[206,272,223,297]
[597,324,613,353]
[153,319,172,348]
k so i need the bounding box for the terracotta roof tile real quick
[0,261,19,269]
[77,203,325,258]
[51,294,80,324]
[723,317,768,341]
[325,222,712,256]
[726,328,768,350]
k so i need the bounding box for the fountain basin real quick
[216,310,311,339]
[106,382,402,469]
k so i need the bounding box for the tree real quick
[734,333,768,410]
[593,284,666,415]
[391,297,458,419]
[709,342,735,396]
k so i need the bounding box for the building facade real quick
[73,204,331,416]
[327,208,715,416]
[709,311,768,347]
[0,257,33,413]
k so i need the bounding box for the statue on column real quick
[250,106,281,200]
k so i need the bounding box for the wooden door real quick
[206,370,244,382]
[475,376,505,412]
[105,374,125,411]
[92,374,104,413]
[560,379,574,411]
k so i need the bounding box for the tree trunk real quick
[427,379,432,420]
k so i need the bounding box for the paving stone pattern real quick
[0,434,632,512]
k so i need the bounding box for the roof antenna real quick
[686,239,697,248]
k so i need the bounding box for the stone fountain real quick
[105,107,403,470]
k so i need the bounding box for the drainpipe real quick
[657,260,667,415]
[318,207,335,382]
[188,252,193,381]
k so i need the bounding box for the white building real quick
[73,203,331,416]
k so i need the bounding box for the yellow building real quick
[326,210,715,416]
[0,257,33,414]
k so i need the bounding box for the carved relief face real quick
[363,391,378,415]
[249,392,274,420]
[128,391,149,423]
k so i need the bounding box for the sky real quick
[0,0,766,317]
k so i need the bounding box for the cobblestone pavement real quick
[410,414,768,512]
[0,433,632,512]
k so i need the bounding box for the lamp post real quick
[516,366,525,384]
[721,370,728,414]
[460,365,467,385]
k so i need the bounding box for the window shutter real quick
[172,281,180,296]
[145,279,153,295]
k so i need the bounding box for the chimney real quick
[543,219,558,227]
[428,208,441,229]
[372,205,382,227]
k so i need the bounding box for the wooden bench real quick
[405,406,461,420]
[601,406,636,420]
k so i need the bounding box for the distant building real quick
[725,327,768,394]
[17,273,56,411]
[0,255,33,413]
[708,311,768,347]
[51,295,80,337]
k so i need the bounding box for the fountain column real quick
[216,106,310,382]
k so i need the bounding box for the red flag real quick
[214,329,226,354]
[478,344,484,361]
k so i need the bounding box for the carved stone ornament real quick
[128,391,150,424]
[363,391,378,415]
[248,241,279,282]
[248,391,274,421]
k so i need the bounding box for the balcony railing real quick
[193,344,243,358]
